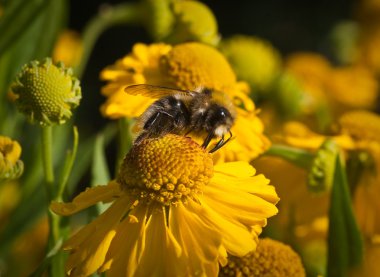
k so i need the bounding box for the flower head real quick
[219,238,305,277]
[140,0,174,41]
[0,136,23,181]
[100,42,269,162]
[51,134,279,276]
[168,0,220,45]
[11,58,81,126]
[325,66,378,110]
[220,35,281,93]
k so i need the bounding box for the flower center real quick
[118,134,213,206]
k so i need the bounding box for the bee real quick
[124,84,236,153]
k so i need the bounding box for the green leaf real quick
[327,155,363,277]
[0,0,47,54]
[33,0,68,59]
[90,133,112,215]
[65,123,117,196]
[92,134,111,186]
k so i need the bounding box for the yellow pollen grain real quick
[118,134,213,206]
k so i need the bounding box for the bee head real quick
[208,105,234,136]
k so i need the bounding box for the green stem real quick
[41,126,63,277]
[41,126,55,194]
[56,126,79,202]
[75,3,141,78]
[116,117,133,175]
[265,144,315,169]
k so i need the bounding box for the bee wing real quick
[124,84,196,99]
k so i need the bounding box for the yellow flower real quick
[53,30,83,68]
[100,42,269,162]
[281,121,355,150]
[0,136,23,181]
[284,53,331,115]
[325,66,378,110]
[220,35,281,93]
[219,238,305,277]
[51,134,279,276]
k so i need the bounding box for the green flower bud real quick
[167,0,220,46]
[220,35,281,93]
[272,72,304,118]
[307,139,339,193]
[11,58,81,126]
[140,0,174,41]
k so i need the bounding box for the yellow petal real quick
[212,173,279,204]
[169,201,222,275]
[214,161,256,177]
[64,195,132,276]
[133,207,184,277]
[204,183,278,226]
[104,204,148,277]
[191,198,256,257]
[50,181,122,216]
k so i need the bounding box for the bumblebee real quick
[124,84,236,153]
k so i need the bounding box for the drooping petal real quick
[133,207,184,277]
[169,201,223,276]
[50,181,122,216]
[103,204,148,277]
[64,195,132,276]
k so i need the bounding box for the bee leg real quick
[209,131,233,153]
[202,132,214,149]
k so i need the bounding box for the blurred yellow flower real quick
[357,26,380,76]
[100,42,269,162]
[325,66,378,110]
[0,135,23,181]
[53,30,83,68]
[51,134,279,277]
[220,238,305,277]
[283,53,331,118]
[220,35,281,93]
[284,53,379,119]
[6,217,49,277]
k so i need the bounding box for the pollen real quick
[220,238,305,277]
[11,58,81,126]
[160,42,236,91]
[117,134,213,206]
